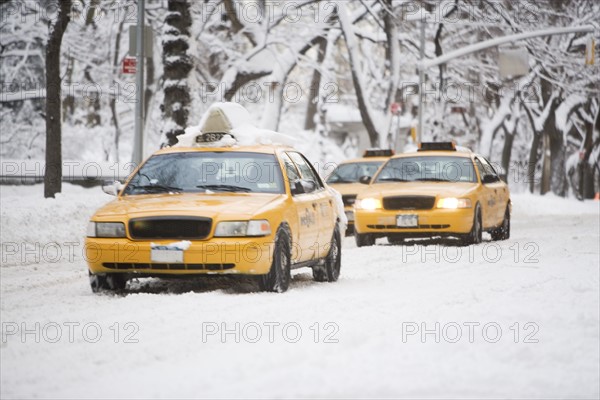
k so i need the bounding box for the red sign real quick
[122,57,137,74]
[390,102,401,115]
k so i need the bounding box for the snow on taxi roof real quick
[175,102,298,148]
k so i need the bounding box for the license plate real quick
[151,249,183,263]
[396,214,418,228]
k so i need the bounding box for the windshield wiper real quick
[413,178,450,182]
[130,184,182,193]
[378,177,410,182]
[329,178,354,184]
[196,184,253,192]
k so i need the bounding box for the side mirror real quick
[359,175,372,185]
[482,175,498,184]
[102,180,123,196]
[291,179,316,195]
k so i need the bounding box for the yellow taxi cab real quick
[326,149,393,235]
[86,105,343,293]
[353,142,511,246]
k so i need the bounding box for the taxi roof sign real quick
[363,149,395,157]
[417,142,456,151]
[201,107,235,134]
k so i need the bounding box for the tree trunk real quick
[304,37,327,131]
[109,18,126,162]
[44,0,71,198]
[501,125,515,181]
[162,0,192,146]
[523,104,541,193]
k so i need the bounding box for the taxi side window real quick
[475,157,499,183]
[280,152,301,182]
[474,158,486,181]
[481,157,500,178]
[287,152,324,191]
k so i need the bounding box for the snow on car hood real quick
[364,181,478,198]
[94,192,284,219]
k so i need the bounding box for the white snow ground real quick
[1,184,598,399]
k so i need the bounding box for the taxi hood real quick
[94,192,284,220]
[362,181,478,198]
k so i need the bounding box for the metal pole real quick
[132,0,145,166]
[417,20,425,144]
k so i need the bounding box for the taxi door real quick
[481,157,508,226]
[281,152,320,262]
[287,152,335,259]
[474,157,497,229]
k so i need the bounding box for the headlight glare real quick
[91,222,126,237]
[357,198,382,210]
[437,197,472,209]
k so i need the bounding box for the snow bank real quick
[0,184,113,267]
[511,192,600,217]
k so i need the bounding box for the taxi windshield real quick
[326,162,383,184]
[374,156,477,183]
[123,152,285,195]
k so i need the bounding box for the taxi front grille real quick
[382,196,435,210]
[342,194,357,207]
[367,224,450,230]
[103,262,235,271]
[129,217,211,239]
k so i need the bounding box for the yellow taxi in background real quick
[353,142,511,246]
[326,149,393,235]
[86,106,343,293]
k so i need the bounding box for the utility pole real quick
[417,20,425,145]
[132,0,145,167]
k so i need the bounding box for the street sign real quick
[122,57,137,74]
[498,45,529,79]
[390,102,401,115]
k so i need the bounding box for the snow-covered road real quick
[1,185,598,398]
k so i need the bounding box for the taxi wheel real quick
[463,205,482,245]
[491,207,511,241]
[89,272,127,293]
[313,226,341,282]
[258,227,291,293]
[355,233,375,247]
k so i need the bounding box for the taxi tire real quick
[355,233,375,247]
[491,207,510,241]
[463,204,482,245]
[313,226,341,282]
[258,226,291,293]
[89,271,127,293]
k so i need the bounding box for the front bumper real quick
[86,236,275,275]
[354,207,474,237]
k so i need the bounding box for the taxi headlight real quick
[356,198,382,210]
[88,222,126,238]
[214,220,271,237]
[436,198,472,209]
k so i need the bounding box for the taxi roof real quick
[338,156,390,165]
[392,149,474,159]
[153,144,293,156]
